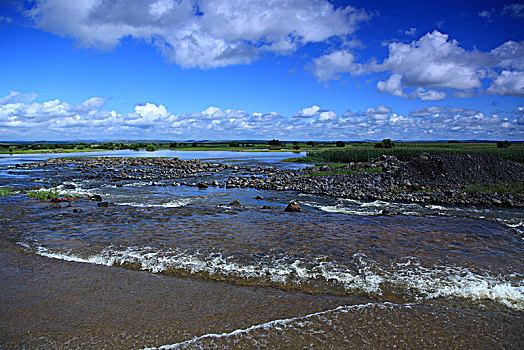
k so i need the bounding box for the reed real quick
[306,143,524,163]
[28,189,60,200]
[0,187,13,197]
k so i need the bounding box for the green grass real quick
[463,182,523,195]
[28,189,60,200]
[0,187,13,197]
[305,143,524,163]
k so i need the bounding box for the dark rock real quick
[284,201,302,212]
[97,202,109,207]
[229,200,242,207]
[90,194,103,202]
[197,182,209,189]
[63,184,76,189]
[261,205,272,209]
[255,195,264,200]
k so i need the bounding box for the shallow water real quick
[1,151,523,348]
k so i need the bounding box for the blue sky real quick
[0,0,523,141]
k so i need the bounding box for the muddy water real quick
[0,152,523,349]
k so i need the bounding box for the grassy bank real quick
[305,143,524,163]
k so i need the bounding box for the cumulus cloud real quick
[486,70,524,96]
[27,0,369,69]
[311,50,367,82]
[373,30,524,99]
[294,105,322,118]
[1,92,522,141]
[377,73,406,97]
[409,106,445,117]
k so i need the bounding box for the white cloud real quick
[503,3,524,18]
[311,50,367,82]
[486,70,524,96]
[409,106,445,117]
[410,88,446,101]
[0,91,37,104]
[28,0,369,69]
[404,27,417,36]
[294,105,322,118]
[478,10,492,20]
[373,30,524,99]
[377,73,406,97]
[1,92,522,141]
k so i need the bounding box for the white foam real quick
[19,243,524,310]
[114,198,193,208]
[141,302,397,350]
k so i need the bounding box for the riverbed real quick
[1,151,522,349]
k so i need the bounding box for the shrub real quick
[268,139,281,146]
[146,143,157,152]
[375,138,395,149]
[293,145,300,150]
[306,141,316,146]
[229,142,239,147]
[335,141,345,147]
[496,140,510,148]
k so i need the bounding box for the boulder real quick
[284,201,302,212]
[229,200,242,207]
[90,194,103,202]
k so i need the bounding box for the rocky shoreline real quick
[13,153,524,208]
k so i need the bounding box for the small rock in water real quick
[255,195,264,200]
[97,202,109,207]
[229,200,242,207]
[63,184,76,190]
[90,194,103,202]
[197,183,208,189]
[381,209,399,215]
[284,201,302,212]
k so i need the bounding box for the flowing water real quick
[0,151,523,349]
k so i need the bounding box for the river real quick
[0,150,522,349]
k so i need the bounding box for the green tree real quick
[496,140,510,148]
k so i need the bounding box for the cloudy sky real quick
[1,0,523,141]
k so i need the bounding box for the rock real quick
[284,201,302,212]
[261,205,272,209]
[63,184,76,189]
[229,200,242,207]
[255,195,263,200]
[197,182,209,189]
[419,153,430,161]
[90,194,103,202]
[97,202,109,207]
[72,208,82,213]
